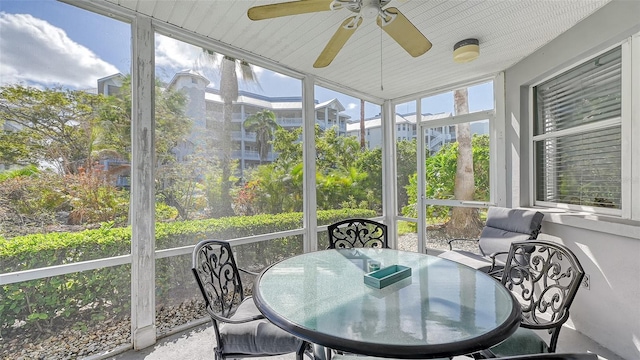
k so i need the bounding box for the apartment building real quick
[346,112,489,154]
[98,70,350,178]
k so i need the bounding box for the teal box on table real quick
[364,265,412,289]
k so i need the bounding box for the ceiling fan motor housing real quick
[343,0,391,16]
[248,0,431,67]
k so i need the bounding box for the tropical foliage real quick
[234,125,390,215]
[403,134,490,221]
[0,78,491,238]
[244,109,280,163]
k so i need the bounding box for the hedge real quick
[0,208,375,333]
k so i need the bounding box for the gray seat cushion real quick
[478,207,544,261]
[483,207,544,235]
[490,327,549,357]
[220,298,303,355]
[438,250,498,272]
[438,207,544,271]
[478,227,533,263]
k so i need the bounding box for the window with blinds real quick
[533,46,622,210]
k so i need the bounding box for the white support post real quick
[494,72,507,207]
[623,36,638,220]
[131,14,156,350]
[416,100,426,253]
[382,100,398,249]
[631,33,640,221]
[303,76,318,252]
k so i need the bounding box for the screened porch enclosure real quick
[1,1,639,360]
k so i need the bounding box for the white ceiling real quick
[102,0,611,101]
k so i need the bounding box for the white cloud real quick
[155,34,266,88]
[0,12,118,89]
[347,103,358,110]
[155,34,203,70]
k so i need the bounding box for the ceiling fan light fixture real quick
[453,38,479,63]
[361,0,380,18]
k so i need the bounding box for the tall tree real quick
[244,109,280,164]
[0,80,193,218]
[201,52,258,216]
[360,99,366,150]
[446,88,482,237]
[0,84,108,174]
[103,76,192,164]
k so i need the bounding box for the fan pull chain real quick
[380,26,384,91]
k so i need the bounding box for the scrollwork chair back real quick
[193,240,244,319]
[501,240,585,353]
[192,239,244,356]
[327,218,389,249]
[192,240,306,360]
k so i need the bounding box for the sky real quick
[0,0,492,121]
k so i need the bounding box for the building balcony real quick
[231,131,257,141]
[278,117,303,127]
[232,149,275,162]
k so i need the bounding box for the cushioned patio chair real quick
[486,240,585,357]
[438,207,544,276]
[327,218,389,249]
[192,239,307,360]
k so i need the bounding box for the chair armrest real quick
[473,348,498,358]
[485,251,510,279]
[206,307,265,324]
[486,251,509,265]
[446,238,479,250]
[239,268,260,277]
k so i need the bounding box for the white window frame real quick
[631,33,640,221]
[391,75,503,253]
[529,37,637,219]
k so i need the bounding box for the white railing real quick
[231,150,275,161]
[278,118,303,126]
[232,131,257,141]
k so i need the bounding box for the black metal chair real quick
[485,240,585,357]
[438,207,544,277]
[327,218,389,249]
[192,239,307,360]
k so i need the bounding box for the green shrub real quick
[0,165,39,182]
[0,208,375,333]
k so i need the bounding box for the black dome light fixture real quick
[453,38,480,63]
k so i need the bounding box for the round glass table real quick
[253,248,521,359]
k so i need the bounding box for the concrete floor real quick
[102,321,626,360]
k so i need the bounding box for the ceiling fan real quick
[247,0,432,68]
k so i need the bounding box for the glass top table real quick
[253,248,521,359]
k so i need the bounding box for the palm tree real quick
[445,87,482,238]
[244,109,280,164]
[360,99,366,150]
[201,52,258,216]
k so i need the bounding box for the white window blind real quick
[533,47,622,209]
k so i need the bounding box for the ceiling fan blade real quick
[377,7,432,57]
[314,16,363,68]
[248,0,333,21]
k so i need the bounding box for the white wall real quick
[538,217,639,360]
[504,1,640,359]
